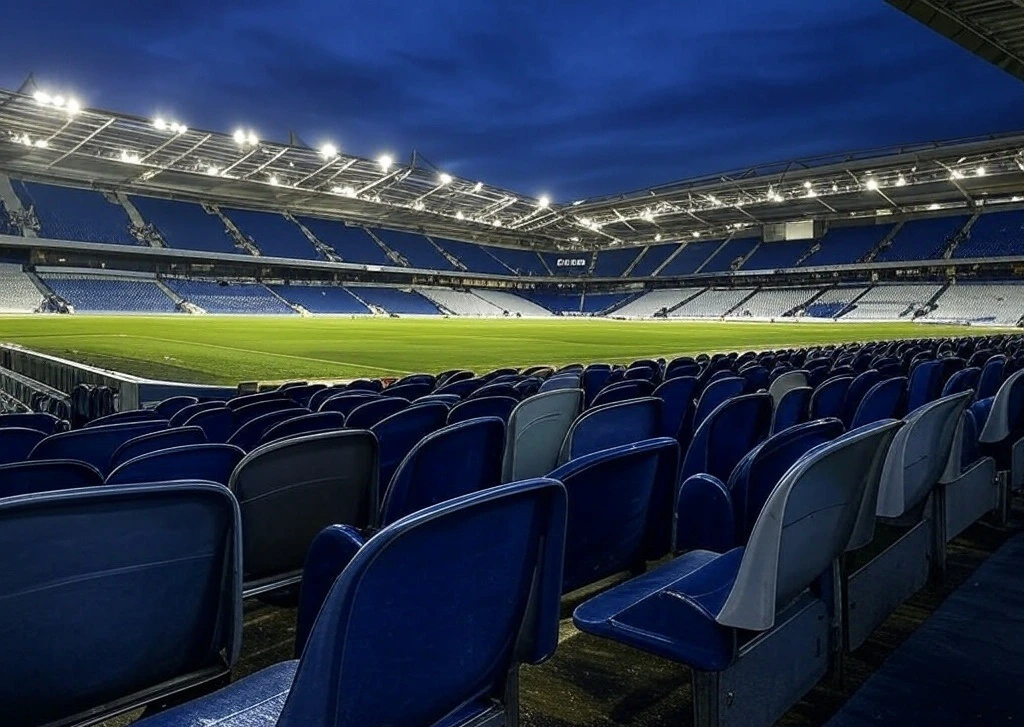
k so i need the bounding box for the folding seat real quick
[939,397,999,555]
[434,377,486,398]
[343,378,384,393]
[700,368,737,392]
[770,385,812,435]
[0,412,66,434]
[382,381,433,401]
[850,376,906,428]
[307,385,348,412]
[978,368,1024,509]
[318,391,378,415]
[513,377,542,398]
[183,405,235,444]
[29,420,168,475]
[680,392,773,483]
[692,376,744,433]
[344,396,409,430]
[282,384,327,408]
[590,379,654,408]
[414,393,462,407]
[448,395,519,425]
[468,382,518,400]
[968,350,994,368]
[1,482,241,727]
[278,381,309,391]
[480,367,519,382]
[228,409,307,452]
[937,356,966,386]
[548,438,679,593]
[583,366,613,406]
[230,430,378,597]
[538,373,581,393]
[436,369,474,386]
[153,395,198,419]
[977,354,1006,399]
[840,370,883,427]
[380,417,505,525]
[844,392,972,651]
[371,402,450,492]
[258,411,346,447]
[654,375,698,439]
[810,375,853,420]
[624,365,658,383]
[85,409,167,428]
[573,420,901,727]
[233,398,304,428]
[393,372,436,388]
[107,443,246,486]
[226,390,289,411]
[169,400,224,428]
[501,388,583,483]
[110,426,207,472]
[521,364,553,377]
[666,357,700,380]
[905,359,943,413]
[558,397,662,464]
[0,459,103,496]
[767,369,808,408]
[0,427,46,466]
[557,363,584,373]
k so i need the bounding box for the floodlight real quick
[320,143,338,160]
[806,189,818,198]
[34,139,48,149]
[473,181,483,192]
[342,186,356,197]
[207,165,220,176]
[247,131,259,146]
[455,211,465,220]
[377,153,393,171]
[439,173,453,185]
[865,178,879,191]
[570,235,580,242]
[177,124,188,135]
[65,98,81,115]
[692,231,701,238]
[832,183,839,193]
[654,233,662,242]
[803,181,812,189]
[949,170,965,180]
[269,175,279,186]
[52,95,65,108]
[33,91,50,105]
[414,201,426,211]
[233,129,246,144]
[895,175,907,187]
[538,195,550,208]
[492,220,502,227]
[928,203,940,210]
[976,166,986,177]
[153,117,167,131]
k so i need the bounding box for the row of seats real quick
[0,262,43,313]
[41,274,180,313]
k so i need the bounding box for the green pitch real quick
[0,315,995,385]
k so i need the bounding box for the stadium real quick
[3,1,1024,726]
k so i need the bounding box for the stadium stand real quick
[0,263,42,312]
[129,195,239,254]
[699,237,759,273]
[164,279,295,314]
[842,283,942,320]
[741,240,812,271]
[349,286,441,315]
[291,217,393,266]
[728,287,816,318]
[0,201,17,236]
[470,288,553,316]
[222,208,322,260]
[924,283,1024,325]
[671,287,754,317]
[800,286,868,318]
[416,288,506,316]
[430,237,511,275]
[524,291,582,315]
[876,214,970,262]
[371,228,457,270]
[267,284,370,314]
[953,207,1024,258]
[485,246,549,276]
[801,224,894,267]
[657,240,720,276]
[612,288,703,317]
[13,179,138,245]
[592,247,642,277]
[628,243,678,276]
[581,292,633,314]
[41,273,179,313]
[541,252,592,277]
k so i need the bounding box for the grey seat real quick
[767,369,808,408]
[502,389,583,482]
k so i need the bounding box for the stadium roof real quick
[2,86,1024,251]
[887,0,1024,81]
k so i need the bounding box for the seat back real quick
[85,410,167,428]
[942,366,980,398]
[851,377,906,428]
[318,392,379,415]
[979,368,1024,445]
[0,482,241,726]
[29,421,168,475]
[0,412,65,434]
[448,396,519,426]
[583,367,613,407]
[344,378,384,393]
[665,357,700,380]
[183,406,235,443]
[382,417,505,525]
[681,393,773,482]
[906,360,942,412]
[153,395,197,419]
[307,387,348,412]
[259,411,346,447]
[977,355,1006,399]
[717,419,903,630]
[590,379,655,408]
[502,389,583,483]
[345,397,410,429]
[841,370,883,427]
[559,397,661,464]
[371,403,450,492]
[653,376,697,439]
[434,377,485,398]
[168,400,223,428]
[230,431,378,594]
[382,381,433,401]
[109,426,207,472]
[810,375,853,420]
[226,391,288,411]
[538,373,581,393]
[232,398,304,428]
[0,427,46,466]
[768,370,809,408]
[283,384,328,408]
[692,377,744,431]
[227,409,308,451]
[740,365,770,394]
[877,392,972,518]
[469,382,518,401]
[770,386,812,435]
[107,444,245,486]
[279,479,566,727]
[548,438,679,592]
[0,459,104,497]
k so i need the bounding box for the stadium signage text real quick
[556,258,588,267]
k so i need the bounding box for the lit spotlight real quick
[438,173,453,185]
[865,178,879,191]
[153,117,167,131]
[692,231,701,238]
[832,183,839,193]
[803,181,812,189]
[320,143,338,160]
[233,129,247,144]
[654,233,662,242]
[538,195,550,208]
[34,139,48,149]
[268,175,279,186]
[33,91,51,105]
[341,186,356,198]
[455,211,465,220]
[377,153,393,171]
[895,175,907,187]
[207,165,221,176]
[65,98,81,115]
[976,166,987,177]
[473,181,483,192]
[928,203,940,210]
[52,95,65,108]
[247,131,258,146]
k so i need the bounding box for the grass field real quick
[0,315,998,385]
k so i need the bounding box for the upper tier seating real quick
[42,275,178,313]
[802,224,893,267]
[223,208,322,260]
[876,215,969,262]
[801,286,867,318]
[741,241,812,271]
[924,283,1024,326]
[729,288,816,318]
[130,196,238,254]
[0,263,42,313]
[370,228,457,270]
[657,241,720,276]
[581,292,633,314]
[541,252,592,277]
[842,284,941,320]
[267,284,370,314]
[700,238,759,273]
[470,289,553,316]
[0,201,16,235]
[525,291,582,314]
[629,243,679,276]
[953,208,1024,259]
[349,286,441,315]
[430,237,511,275]
[292,217,392,266]
[485,246,549,276]
[416,288,505,316]
[165,279,295,314]
[15,180,137,245]
[671,288,754,317]
[592,247,642,277]
[612,288,703,317]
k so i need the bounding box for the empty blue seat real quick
[107,444,245,486]
[841,370,883,427]
[372,403,450,493]
[692,376,745,432]
[0,427,46,466]
[233,399,304,428]
[680,392,773,483]
[85,409,167,428]
[538,373,581,394]
[771,386,812,435]
[0,412,66,434]
[850,377,907,428]
[907,360,943,412]
[306,386,349,412]
[468,382,518,400]
[654,376,698,439]
[942,366,980,398]
[590,379,655,408]
[979,368,1024,492]
[29,421,168,475]
[0,459,104,496]
[415,393,462,407]
[447,395,519,425]
[153,395,198,419]
[227,409,308,452]
[559,397,662,464]
[318,392,379,415]
[345,397,409,428]
[258,412,346,446]
[184,406,235,443]
[227,391,289,411]
[382,381,433,401]
[666,357,700,380]
[583,367,613,407]
[109,426,207,472]
[811,375,854,420]
[434,377,486,398]
[978,355,1006,399]
[0,482,241,727]
[168,400,224,428]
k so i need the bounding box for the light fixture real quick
[341,186,356,198]
[52,95,65,108]
[976,166,987,177]
[473,181,483,192]
[377,153,393,171]
[803,181,812,189]
[33,91,51,105]
[692,231,701,238]
[119,150,141,164]
[895,175,907,187]
[569,235,580,242]
[772,193,784,203]
[413,201,426,211]
[538,195,550,208]
[438,173,453,185]
[949,169,965,180]
[455,211,465,220]
[33,90,81,115]
[207,165,221,176]
[153,117,168,131]
[492,220,502,227]
[320,143,338,160]
[806,189,818,198]
[247,131,258,146]
[233,129,246,144]
[268,175,279,186]
[34,139,48,149]
[865,178,879,191]
[65,98,81,115]
[832,183,839,193]
[928,203,940,210]
[654,233,662,242]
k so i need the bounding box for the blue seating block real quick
[15,180,137,245]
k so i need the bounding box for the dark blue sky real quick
[3,0,1023,200]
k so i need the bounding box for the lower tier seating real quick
[671,288,754,317]
[267,285,370,314]
[349,287,441,315]
[42,275,179,313]
[165,279,295,314]
[0,264,43,313]
[470,289,553,316]
[728,288,816,318]
[924,283,1024,326]
[415,288,506,316]
[842,284,941,320]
